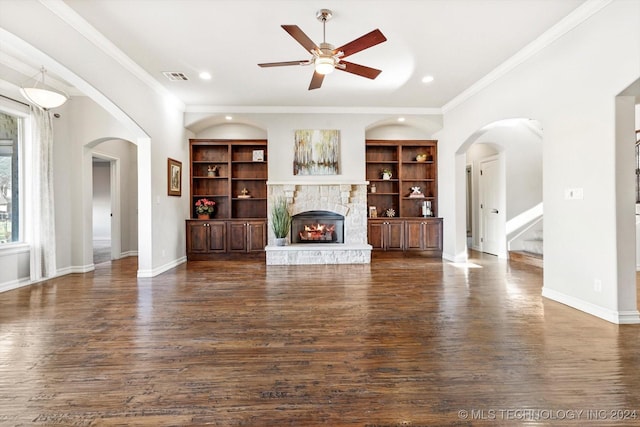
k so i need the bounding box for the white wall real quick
[195,123,267,140]
[437,0,640,323]
[1,2,190,277]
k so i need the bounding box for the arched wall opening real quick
[365,116,443,139]
[455,118,543,260]
[188,116,268,139]
[83,137,139,273]
[90,139,139,267]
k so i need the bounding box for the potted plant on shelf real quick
[195,198,216,219]
[271,196,291,246]
[381,168,393,180]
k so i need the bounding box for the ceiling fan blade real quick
[338,61,382,79]
[308,72,325,90]
[282,25,319,53]
[258,60,309,68]
[335,29,387,58]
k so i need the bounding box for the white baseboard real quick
[443,251,468,263]
[542,287,640,324]
[0,277,31,293]
[0,264,95,293]
[137,256,187,278]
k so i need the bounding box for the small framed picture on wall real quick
[168,158,182,196]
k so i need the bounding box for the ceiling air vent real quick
[162,71,189,81]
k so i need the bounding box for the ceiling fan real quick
[258,9,387,90]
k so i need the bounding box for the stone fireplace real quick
[266,182,372,265]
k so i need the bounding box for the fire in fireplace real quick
[291,210,344,244]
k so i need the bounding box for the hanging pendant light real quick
[20,67,68,110]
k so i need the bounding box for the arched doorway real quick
[457,118,543,260]
[86,137,139,270]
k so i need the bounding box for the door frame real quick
[92,152,121,262]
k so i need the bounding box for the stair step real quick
[509,250,543,268]
[523,239,543,255]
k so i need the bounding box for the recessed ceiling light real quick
[421,75,434,83]
[199,71,212,80]
[398,117,405,122]
[225,116,233,121]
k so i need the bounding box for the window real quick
[0,112,19,243]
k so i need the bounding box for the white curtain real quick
[29,106,57,280]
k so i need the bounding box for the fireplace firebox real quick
[291,210,344,244]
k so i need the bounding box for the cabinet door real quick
[386,221,404,250]
[404,220,424,251]
[187,221,210,253]
[368,221,385,250]
[423,219,443,251]
[228,221,248,252]
[208,221,227,252]
[246,221,267,252]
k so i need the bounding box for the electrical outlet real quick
[594,279,602,292]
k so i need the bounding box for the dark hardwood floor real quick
[1,252,640,426]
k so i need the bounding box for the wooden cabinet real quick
[228,220,267,253]
[405,218,443,255]
[186,220,227,259]
[368,218,442,255]
[368,219,404,251]
[366,140,442,256]
[187,139,267,259]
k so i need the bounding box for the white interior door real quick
[480,158,501,255]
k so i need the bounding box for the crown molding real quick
[184,105,442,115]
[442,0,613,114]
[39,0,185,112]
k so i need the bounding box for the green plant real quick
[271,197,292,238]
[381,168,393,177]
[195,198,216,214]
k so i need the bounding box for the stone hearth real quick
[266,182,372,265]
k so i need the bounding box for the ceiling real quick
[4,0,586,110]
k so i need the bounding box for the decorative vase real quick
[382,172,392,180]
[275,238,287,246]
[197,213,210,220]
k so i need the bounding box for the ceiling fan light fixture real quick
[315,56,335,75]
[20,67,68,110]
